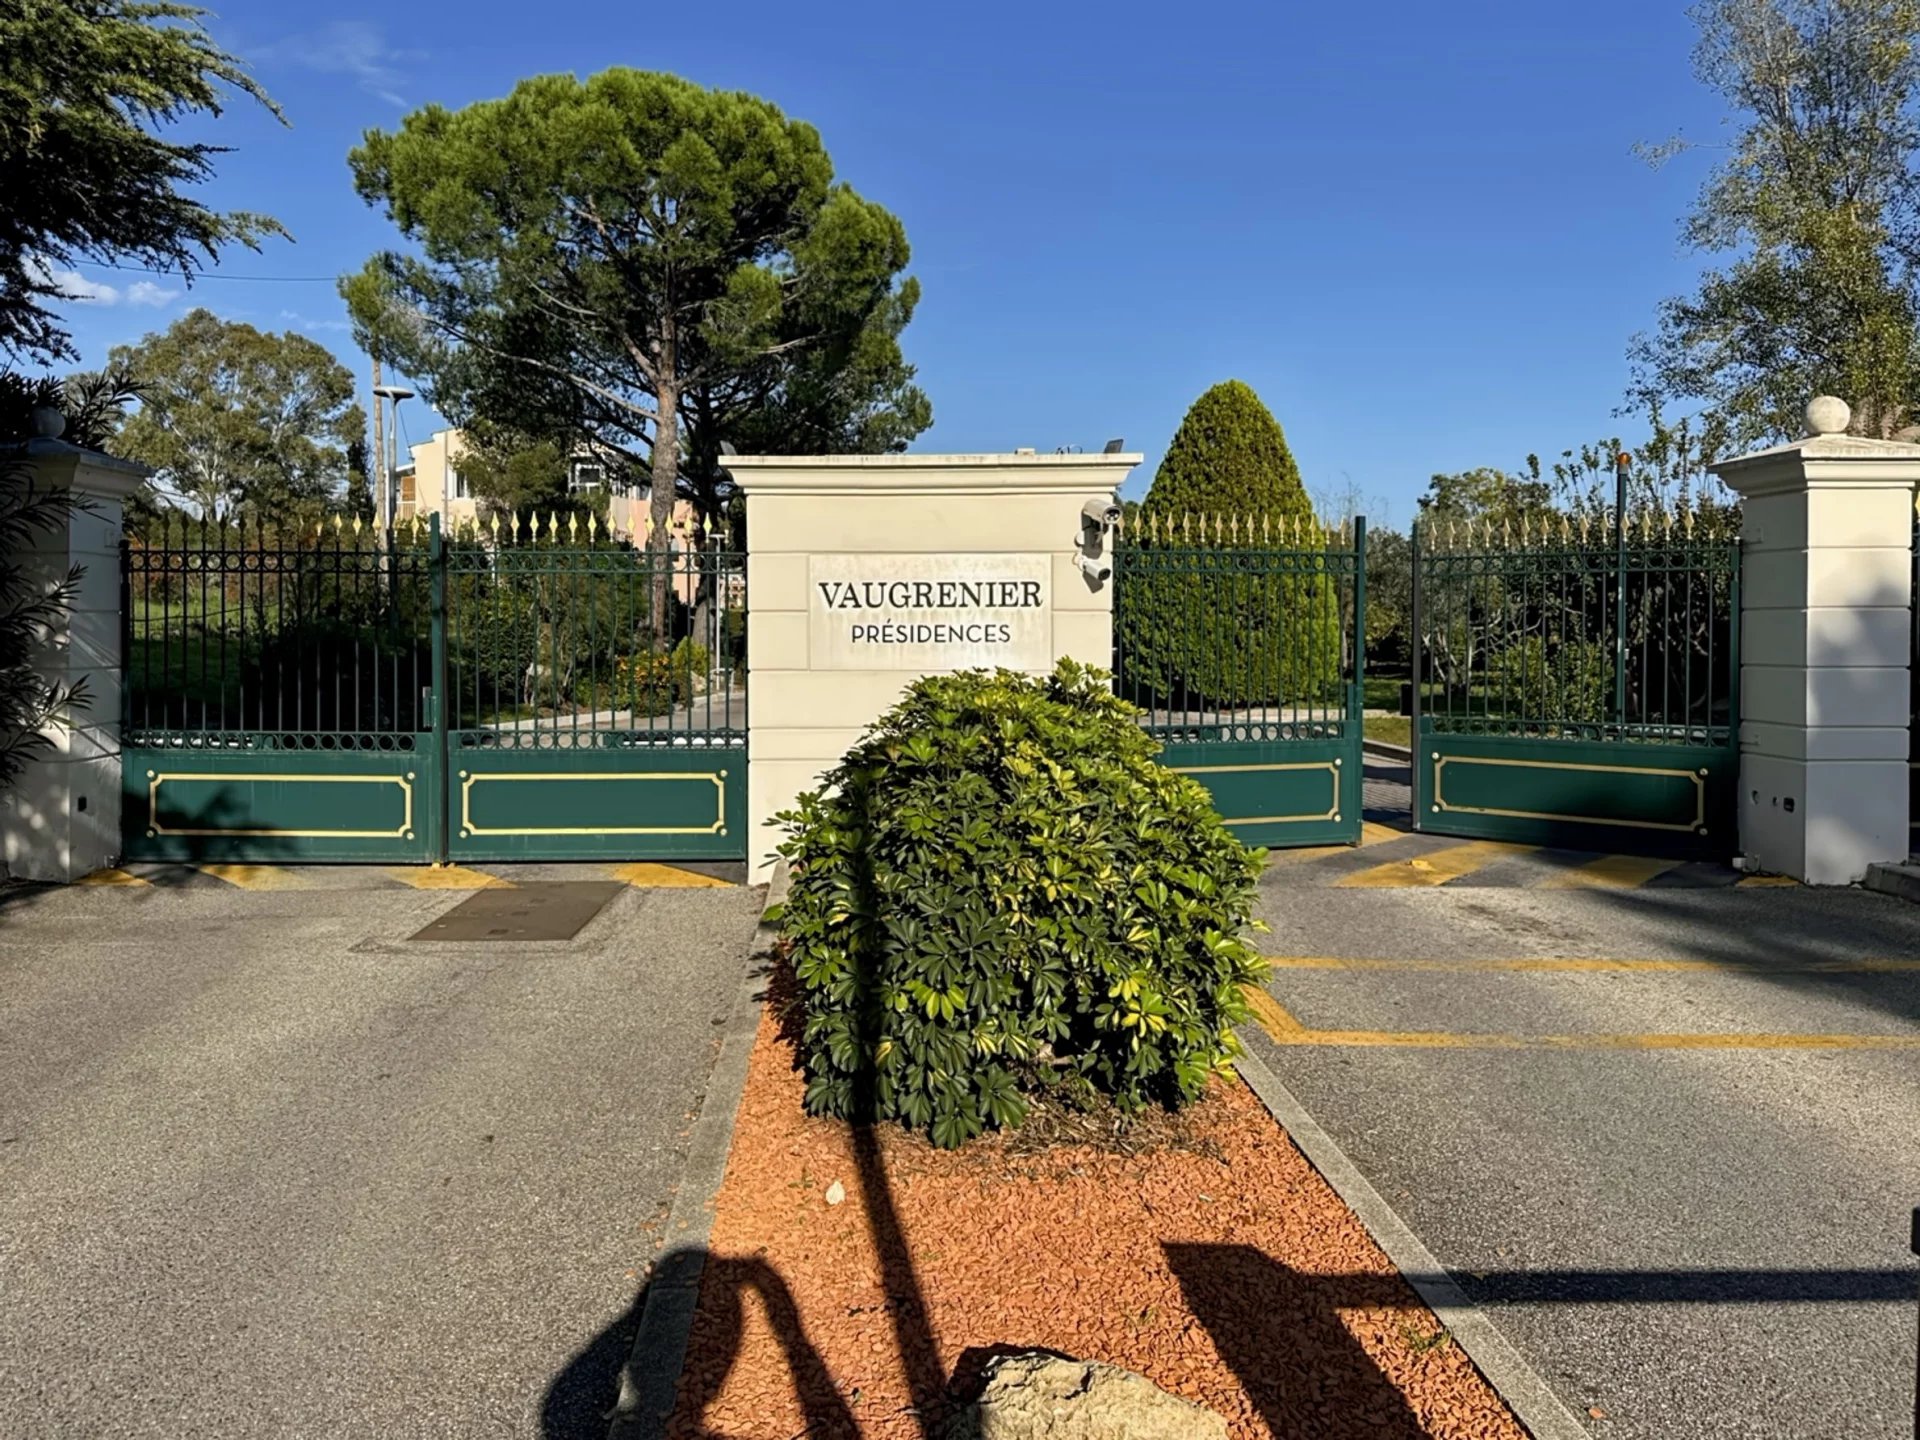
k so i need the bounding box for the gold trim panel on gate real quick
[146,771,414,838]
[458,770,727,837]
[1431,754,1707,833]
[1170,760,1342,824]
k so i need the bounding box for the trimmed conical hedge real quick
[1122,381,1341,708]
[1142,379,1314,522]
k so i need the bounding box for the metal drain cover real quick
[409,881,624,942]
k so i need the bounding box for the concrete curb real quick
[1232,1039,1590,1440]
[1363,739,1413,764]
[607,866,788,1440]
[1863,860,1920,905]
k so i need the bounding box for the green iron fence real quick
[1411,510,1740,857]
[1911,505,1918,856]
[1114,512,1365,847]
[123,512,746,863]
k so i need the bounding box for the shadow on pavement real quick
[547,1238,1918,1437]
[1166,1242,1426,1436]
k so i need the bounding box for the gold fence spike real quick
[545,511,558,541]
[1502,516,1512,547]
[1559,513,1571,543]
[568,512,580,539]
[351,514,362,536]
[1578,512,1590,544]
[332,514,343,534]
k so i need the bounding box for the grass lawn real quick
[1363,714,1410,749]
[1361,673,1408,711]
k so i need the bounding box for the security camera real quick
[1081,496,1121,538]
[1078,554,1112,585]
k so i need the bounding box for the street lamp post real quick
[371,383,415,532]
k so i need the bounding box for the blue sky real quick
[41,0,1728,524]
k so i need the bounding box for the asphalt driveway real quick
[1247,763,1920,1439]
[0,872,761,1439]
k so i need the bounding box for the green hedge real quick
[1119,542,1342,707]
[775,661,1270,1149]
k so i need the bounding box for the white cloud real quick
[259,21,414,107]
[26,256,119,305]
[126,280,180,307]
[280,308,353,334]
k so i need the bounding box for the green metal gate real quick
[443,524,744,861]
[123,513,745,864]
[1410,512,1739,858]
[1114,513,1366,848]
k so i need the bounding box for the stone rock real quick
[823,1179,845,1206]
[945,1351,1228,1440]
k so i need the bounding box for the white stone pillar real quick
[728,452,1141,883]
[2,437,150,882]
[1711,397,1918,884]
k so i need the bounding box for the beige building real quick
[393,427,700,543]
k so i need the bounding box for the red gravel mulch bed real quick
[666,995,1530,1440]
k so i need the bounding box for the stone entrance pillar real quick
[2,434,150,882]
[1711,397,1919,884]
[728,451,1141,882]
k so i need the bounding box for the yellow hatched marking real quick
[1735,874,1800,888]
[76,868,150,887]
[387,865,508,890]
[197,865,315,891]
[1540,854,1685,889]
[610,862,731,889]
[1361,821,1407,846]
[1260,955,1920,975]
[1334,840,1534,888]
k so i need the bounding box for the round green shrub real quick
[774,660,1271,1150]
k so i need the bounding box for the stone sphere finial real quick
[1805,395,1851,437]
[28,405,65,440]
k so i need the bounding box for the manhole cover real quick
[409,881,625,942]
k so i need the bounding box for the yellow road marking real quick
[1260,956,1920,974]
[1263,822,1407,867]
[1242,986,1304,1036]
[1263,843,1358,867]
[1257,1026,1920,1051]
[1334,840,1534,888]
[610,862,732,888]
[1244,981,1920,1050]
[1735,874,1800,888]
[1540,854,1686,889]
[197,864,315,891]
[76,868,150,886]
[387,865,507,890]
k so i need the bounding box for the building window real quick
[451,470,470,500]
[570,463,604,494]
